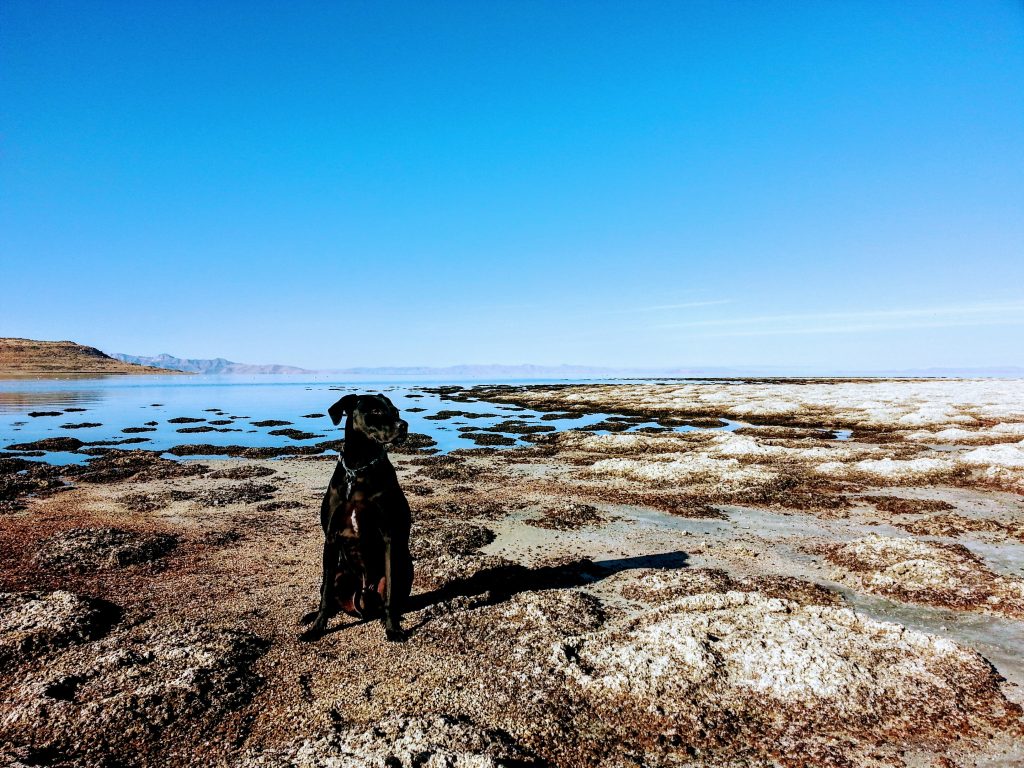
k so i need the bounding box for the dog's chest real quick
[335,485,384,540]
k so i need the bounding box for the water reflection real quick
[0,388,106,413]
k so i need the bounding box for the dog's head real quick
[328,393,408,445]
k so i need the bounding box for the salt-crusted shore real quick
[2,379,1024,767]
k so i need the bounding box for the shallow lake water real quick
[0,374,742,464]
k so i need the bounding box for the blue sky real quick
[2,1,1022,370]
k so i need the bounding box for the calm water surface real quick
[0,375,728,464]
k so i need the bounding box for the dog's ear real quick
[328,394,359,426]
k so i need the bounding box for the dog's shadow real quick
[306,550,689,640]
[404,549,690,631]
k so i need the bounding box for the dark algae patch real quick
[459,432,516,447]
[208,465,277,480]
[8,437,85,452]
[525,502,608,530]
[424,410,498,421]
[0,591,121,663]
[267,428,324,440]
[34,527,178,572]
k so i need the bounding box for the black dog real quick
[300,393,413,642]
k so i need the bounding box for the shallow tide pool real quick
[0,374,743,464]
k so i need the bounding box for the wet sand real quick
[2,379,1023,767]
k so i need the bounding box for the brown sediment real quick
[858,495,957,514]
[820,534,1024,618]
[734,425,834,439]
[3,379,1024,767]
[69,450,209,484]
[524,501,609,530]
[411,454,488,482]
[34,527,178,572]
[192,482,279,507]
[208,465,277,480]
[0,457,67,513]
[894,513,1024,541]
[165,442,338,458]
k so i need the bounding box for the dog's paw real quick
[298,609,320,626]
[385,626,408,643]
[299,625,325,643]
[299,613,328,641]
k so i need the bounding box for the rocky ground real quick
[2,379,1024,767]
[0,338,176,375]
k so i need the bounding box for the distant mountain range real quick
[6,337,1019,379]
[335,364,635,379]
[2,344,613,379]
[112,353,312,375]
[109,355,1024,379]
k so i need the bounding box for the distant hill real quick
[0,338,180,375]
[26,343,1017,379]
[112,352,312,375]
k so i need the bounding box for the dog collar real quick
[340,451,386,488]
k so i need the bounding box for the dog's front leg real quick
[383,533,411,642]
[300,536,338,640]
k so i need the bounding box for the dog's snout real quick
[393,420,409,443]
